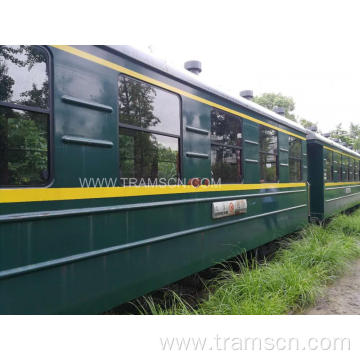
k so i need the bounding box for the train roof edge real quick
[101,46,359,159]
[306,130,360,158]
[102,45,308,135]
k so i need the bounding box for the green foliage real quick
[142,210,360,315]
[253,92,296,121]
[349,123,360,152]
[253,92,320,132]
[330,123,353,147]
[299,118,318,131]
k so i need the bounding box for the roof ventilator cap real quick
[273,106,286,116]
[240,90,254,100]
[184,60,202,75]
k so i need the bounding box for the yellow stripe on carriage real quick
[51,45,306,141]
[0,183,306,203]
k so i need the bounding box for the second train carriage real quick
[307,132,360,221]
[0,45,359,314]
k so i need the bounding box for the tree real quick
[349,123,360,152]
[253,93,296,121]
[299,118,318,131]
[330,123,352,147]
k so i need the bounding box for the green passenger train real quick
[0,45,359,314]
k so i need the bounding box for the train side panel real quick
[0,46,308,314]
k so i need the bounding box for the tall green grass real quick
[140,209,360,315]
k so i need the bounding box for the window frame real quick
[118,73,182,184]
[288,135,302,182]
[323,149,333,182]
[333,152,340,182]
[0,45,53,188]
[259,125,279,183]
[341,156,348,182]
[210,108,243,184]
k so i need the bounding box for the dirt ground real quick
[305,259,360,315]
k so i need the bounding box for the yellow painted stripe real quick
[323,146,360,161]
[51,45,306,141]
[0,183,306,204]
[325,181,360,187]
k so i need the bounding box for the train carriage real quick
[307,132,360,221]
[0,45,336,314]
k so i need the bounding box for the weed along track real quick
[108,209,360,315]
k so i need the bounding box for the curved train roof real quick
[104,45,307,135]
[307,131,360,158]
[103,46,360,159]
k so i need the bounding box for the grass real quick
[137,209,360,315]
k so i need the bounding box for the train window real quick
[289,136,302,182]
[333,152,340,182]
[349,158,354,181]
[354,159,358,181]
[341,156,349,181]
[0,46,50,186]
[118,75,180,136]
[259,126,278,182]
[118,74,180,185]
[119,128,179,185]
[324,149,333,182]
[210,109,242,184]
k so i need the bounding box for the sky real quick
[128,1,360,134]
[5,0,360,134]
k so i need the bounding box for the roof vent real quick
[184,60,202,75]
[273,106,285,116]
[310,124,318,132]
[240,90,254,100]
[323,132,331,138]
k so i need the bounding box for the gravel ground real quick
[305,259,360,315]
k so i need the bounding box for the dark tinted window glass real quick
[260,127,277,154]
[0,46,49,108]
[342,156,349,181]
[349,158,354,181]
[289,136,302,181]
[333,152,340,181]
[211,109,242,146]
[355,160,359,181]
[210,109,242,184]
[260,153,277,183]
[118,75,180,136]
[0,108,48,185]
[289,136,301,157]
[289,158,302,182]
[259,126,278,182]
[211,145,241,184]
[119,127,179,185]
[324,150,333,182]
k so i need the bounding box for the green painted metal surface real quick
[0,45,313,314]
